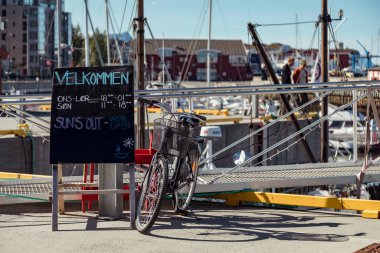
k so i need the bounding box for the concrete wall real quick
[0,121,320,175]
[0,136,33,174]
[263,120,320,165]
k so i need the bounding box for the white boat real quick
[328,104,379,150]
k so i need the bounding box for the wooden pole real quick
[136,0,145,148]
[320,0,329,162]
[247,23,316,163]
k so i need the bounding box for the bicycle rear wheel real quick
[174,144,200,212]
[135,155,168,233]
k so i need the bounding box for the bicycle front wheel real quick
[135,155,168,233]
[174,144,200,212]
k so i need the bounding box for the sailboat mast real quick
[207,0,212,86]
[56,0,62,67]
[105,0,111,66]
[295,13,298,52]
[84,0,90,67]
[162,33,165,84]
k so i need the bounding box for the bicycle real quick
[135,97,206,234]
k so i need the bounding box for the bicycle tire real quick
[135,155,168,233]
[174,144,200,212]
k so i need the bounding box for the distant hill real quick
[110,32,132,42]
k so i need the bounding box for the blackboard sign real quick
[50,66,134,164]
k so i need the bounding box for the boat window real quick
[330,121,343,128]
[345,122,353,127]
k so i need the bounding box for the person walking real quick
[279,57,295,114]
[293,59,309,110]
[281,57,295,84]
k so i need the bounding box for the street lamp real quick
[60,43,86,67]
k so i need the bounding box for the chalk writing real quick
[109,116,131,130]
[50,66,134,164]
[53,117,103,130]
[54,70,130,86]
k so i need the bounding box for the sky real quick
[65,0,380,60]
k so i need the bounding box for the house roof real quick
[330,49,360,55]
[143,39,247,55]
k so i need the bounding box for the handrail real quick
[1,80,379,100]
[199,91,332,166]
[207,91,370,184]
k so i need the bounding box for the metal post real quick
[52,164,58,231]
[136,0,145,148]
[84,0,90,67]
[128,164,136,229]
[353,90,358,162]
[105,0,111,66]
[98,163,123,219]
[58,164,64,214]
[320,0,329,162]
[162,33,165,84]
[251,94,258,118]
[56,0,62,68]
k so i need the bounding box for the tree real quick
[72,25,84,67]
[89,28,107,67]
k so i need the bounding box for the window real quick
[1,33,6,40]
[157,48,173,58]
[29,55,37,63]
[1,0,6,6]
[330,121,343,129]
[29,44,37,51]
[30,32,37,39]
[196,68,217,81]
[22,45,26,54]
[1,10,6,17]
[22,33,26,42]
[12,22,15,26]
[197,50,219,63]
[22,22,26,31]
[229,55,247,65]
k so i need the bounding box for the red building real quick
[143,39,252,82]
[329,49,360,69]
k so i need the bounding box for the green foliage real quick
[71,25,107,67]
[72,25,84,67]
[89,28,107,67]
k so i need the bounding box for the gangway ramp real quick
[2,162,380,201]
[195,162,380,193]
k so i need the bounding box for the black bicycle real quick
[135,98,206,233]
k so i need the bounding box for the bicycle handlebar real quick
[137,96,207,122]
[137,97,160,107]
[193,113,207,122]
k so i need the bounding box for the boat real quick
[328,103,380,150]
